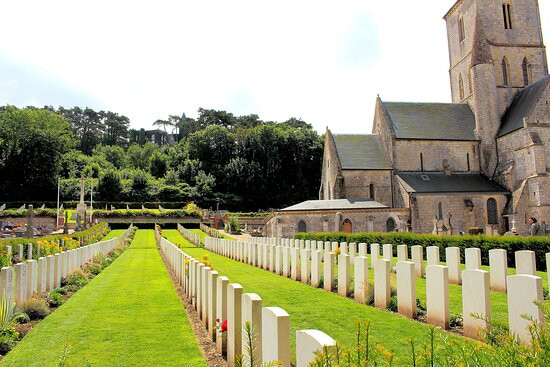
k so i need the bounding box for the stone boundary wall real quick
[156,228,335,367]
[204,236,547,343]
[0,224,133,307]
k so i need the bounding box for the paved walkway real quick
[2,230,205,367]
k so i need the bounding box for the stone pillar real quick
[396,261,416,319]
[489,249,508,292]
[15,263,27,301]
[46,255,54,292]
[465,248,481,270]
[445,247,461,285]
[515,250,536,276]
[337,254,350,297]
[296,330,336,367]
[370,243,380,268]
[300,249,310,284]
[354,256,369,304]
[27,243,33,260]
[216,276,229,353]
[208,270,218,339]
[311,251,321,288]
[323,252,335,292]
[37,257,46,293]
[201,267,210,326]
[227,283,244,367]
[462,269,490,339]
[348,243,356,263]
[275,246,282,275]
[358,243,367,257]
[262,307,290,367]
[426,265,449,329]
[426,246,440,266]
[290,248,300,281]
[0,267,15,304]
[382,244,392,262]
[18,244,24,262]
[242,293,262,365]
[374,259,391,309]
[54,253,61,289]
[397,245,407,262]
[507,274,543,343]
[26,260,37,296]
[411,245,424,278]
[282,247,290,278]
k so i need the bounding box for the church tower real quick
[444,0,548,176]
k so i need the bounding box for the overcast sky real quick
[1,1,549,134]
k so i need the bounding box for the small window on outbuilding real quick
[386,217,396,232]
[487,198,498,225]
[369,184,375,200]
[297,220,307,233]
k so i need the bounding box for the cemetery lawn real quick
[1,229,206,367]
[163,230,467,362]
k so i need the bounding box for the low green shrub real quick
[64,270,89,292]
[17,298,50,320]
[295,231,550,270]
[0,327,18,354]
[53,288,67,295]
[47,292,64,308]
[85,262,103,276]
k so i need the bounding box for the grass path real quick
[164,230,467,362]
[2,229,205,367]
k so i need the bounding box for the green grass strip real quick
[2,229,206,367]
[163,230,467,362]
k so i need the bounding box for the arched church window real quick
[487,198,498,225]
[386,217,396,232]
[459,74,465,100]
[369,184,375,200]
[458,17,465,43]
[522,58,530,86]
[438,202,443,220]
[502,58,509,86]
[297,220,307,233]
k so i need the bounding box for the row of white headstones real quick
[158,228,331,367]
[203,236,547,345]
[0,225,133,307]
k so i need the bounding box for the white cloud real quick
[0,0,549,134]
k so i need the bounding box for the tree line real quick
[0,105,324,211]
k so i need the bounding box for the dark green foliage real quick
[0,327,18,354]
[85,263,103,276]
[64,270,89,292]
[17,298,50,320]
[47,292,64,308]
[295,231,550,271]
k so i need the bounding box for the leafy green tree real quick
[97,170,123,201]
[149,151,168,178]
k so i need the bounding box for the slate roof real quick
[396,172,508,194]
[497,75,550,138]
[382,102,477,141]
[332,135,392,170]
[281,198,388,211]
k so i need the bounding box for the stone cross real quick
[79,174,85,204]
[25,205,34,238]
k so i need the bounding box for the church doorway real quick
[386,217,396,232]
[342,219,352,233]
[297,220,307,233]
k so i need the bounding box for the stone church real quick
[267,0,550,237]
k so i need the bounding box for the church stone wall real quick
[372,98,396,163]
[319,131,343,200]
[341,170,392,206]
[393,140,480,172]
[410,193,508,234]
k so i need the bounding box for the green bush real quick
[64,270,89,292]
[0,327,18,354]
[53,288,67,295]
[295,231,550,270]
[17,298,50,320]
[47,292,64,308]
[85,262,103,276]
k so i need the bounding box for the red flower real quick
[221,320,228,332]
[216,318,220,323]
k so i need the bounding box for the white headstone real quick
[262,307,290,367]
[296,330,336,367]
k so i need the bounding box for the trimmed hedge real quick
[92,209,200,218]
[0,209,57,218]
[0,201,191,210]
[294,231,550,271]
